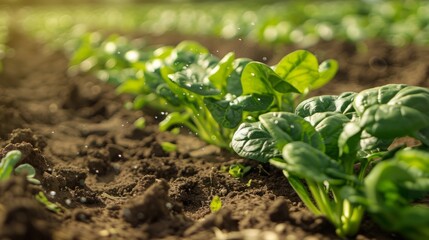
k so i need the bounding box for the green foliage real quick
[35,192,63,214]
[0,150,40,184]
[231,112,324,163]
[209,195,222,213]
[228,163,251,178]
[232,84,429,238]
[18,1,429,50]
[0,12,8,74]
[68,35,336,149]
[133,117,146,130]
[160,142,177,153]
[362,150,429,240]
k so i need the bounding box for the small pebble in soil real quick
[285,235,298,240]
[98,230,110,237]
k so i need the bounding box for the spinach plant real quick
[149,46,336,148]
[210,195,222,213]
[71,34,337,149]
[231,84,429,238]
[228,163,251,178]
[361,149,429,240]
[35,191,63,213]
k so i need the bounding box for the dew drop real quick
[49,191,56,197]
[48,103,58,113]
[65,199,72,206]
[80,197,87,203]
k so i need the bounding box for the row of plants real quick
[65,32,429,239]
[231,85,429,238]
[135,0,429,46]
[0,10,9,72]
[16,0,429,48]
[68,32,337,148]
[11,4,429,238]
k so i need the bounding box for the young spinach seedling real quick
[210,195,222,213]
[228,163,251,178]
[0,150,40,184]
[160,142,177,153]
[231,84,429,238]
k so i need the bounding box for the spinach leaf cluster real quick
[70,34,337,148]
[232,84,429,238]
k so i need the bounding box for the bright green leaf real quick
[274,50,320,93]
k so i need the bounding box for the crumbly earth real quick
[1,28,428,240]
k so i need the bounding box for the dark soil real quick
[1,28,428,240]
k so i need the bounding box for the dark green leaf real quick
[295,92,356,119]
[226,58,251,96]
[360,105,429,139]
[353,84,407,115]
[231,122,281,163]
[338,121,362,156]
[144,68,164,91]
[305,112,350,158]
[169,65,221,96]
[204,98,243,128]
[232,94,274,112]
[259,112,325,151]
[281,142,344,183]
[156,84,181,106]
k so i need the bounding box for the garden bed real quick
[0,29,428,240]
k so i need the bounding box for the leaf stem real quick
[286,174,321,215]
